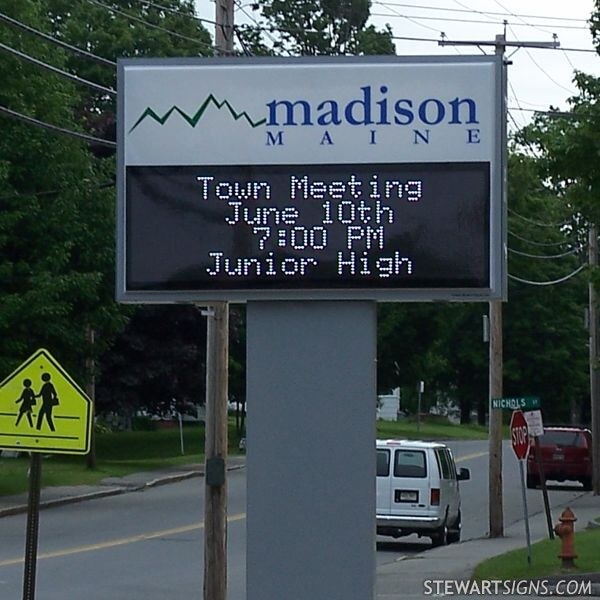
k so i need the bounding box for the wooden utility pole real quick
[203,4,234,599]
[215,0,234,56]
[589,225,600,495]
[439,31,559,537]
[487,34,506,539]
[203,303,229,600]
[488,298,504,537]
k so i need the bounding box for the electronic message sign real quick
[117,56,505,302]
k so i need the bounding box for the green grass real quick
[0,422,243,498]
[0,416,498,498]
[377,415,503,440]
[473,525,600,581]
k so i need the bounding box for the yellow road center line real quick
[455,450,488,463]
[0,450,488,567]
[0,512,246,567]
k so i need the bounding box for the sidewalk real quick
[376,490,600,599]
[0,456,246,517]
[1,458,598,598]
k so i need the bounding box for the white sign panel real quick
[123,58,498,166]
[117,56,505,303]
[524,409,544,437]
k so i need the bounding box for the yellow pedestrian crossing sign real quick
[0,349,92,455]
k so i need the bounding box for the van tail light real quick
[430,488,440,506]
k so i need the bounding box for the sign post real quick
[524,409,553,539]
[511,409,532,566]
[0,349,92,600]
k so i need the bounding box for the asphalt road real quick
[0,440,587,599]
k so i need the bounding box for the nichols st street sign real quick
[491,396,540,411]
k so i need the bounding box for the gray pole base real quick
[246,301,376,600]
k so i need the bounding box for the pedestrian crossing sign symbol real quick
[0,349,92,455]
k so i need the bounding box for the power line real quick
[86,0,214,52]
[374,1,588,24]
[492,0,553,37]
[133,0,218,26]
[508,207,572,228]
[504,23,575,95]
[371,9,587,30]
[508,263,586,286]
[0,180,114,201]
[508,229,574,247]
[0,41,115,96]
[0,11,116,67]
[234,0,293,55]
[0,104,116,148]
[387,31,595,54]
[373,5,443,34]
[508,246,582,259]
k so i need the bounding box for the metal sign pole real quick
[534,435,554,539]
[22,453,42,600]
[518,459,532,567]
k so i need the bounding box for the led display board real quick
[117,56,505,302]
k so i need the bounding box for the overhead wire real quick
[0,41,116,96]
[508,264,586,286]
[370,10,587,30]
[374,1,588,24]
[0,11,116,67]
[508,230,574,247]
[372,4,446,34]
[132,0,218,27]
[0,104,116,148]
[234,0,293,56]
[491,0,554,36]
[85,0,215,53]
[508,246,582,259]
[504,22,575,95]
[0,180,114,202]
[508,207,573,228]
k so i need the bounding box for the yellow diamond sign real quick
[0,349,92,455]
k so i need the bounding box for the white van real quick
[376,439,470,546]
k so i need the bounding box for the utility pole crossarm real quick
[439,39,560,49]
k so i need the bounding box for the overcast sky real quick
[196,0,600,130]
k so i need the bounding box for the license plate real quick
[395,490,418,502]
[552,453,564,461]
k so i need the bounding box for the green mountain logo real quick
[129,94,266,133]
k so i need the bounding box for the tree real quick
[0,0,214,409]
[503,151,588,423]
[238,0,395,56]
[46,0,213,142]
[0,0,125,381]
[95,305,206,420]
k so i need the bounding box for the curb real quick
[0,464,245,518]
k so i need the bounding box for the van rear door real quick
[435,447,459,524]
[389,448,432,518]
[376,448,392,514]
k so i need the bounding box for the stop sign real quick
[510,410,530,460]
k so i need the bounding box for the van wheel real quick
[447,511,461,544]
[581,477,592,491]
[431,523,448,547]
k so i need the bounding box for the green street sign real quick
[491,396,540,411]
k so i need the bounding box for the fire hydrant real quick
[554,507,577,569]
